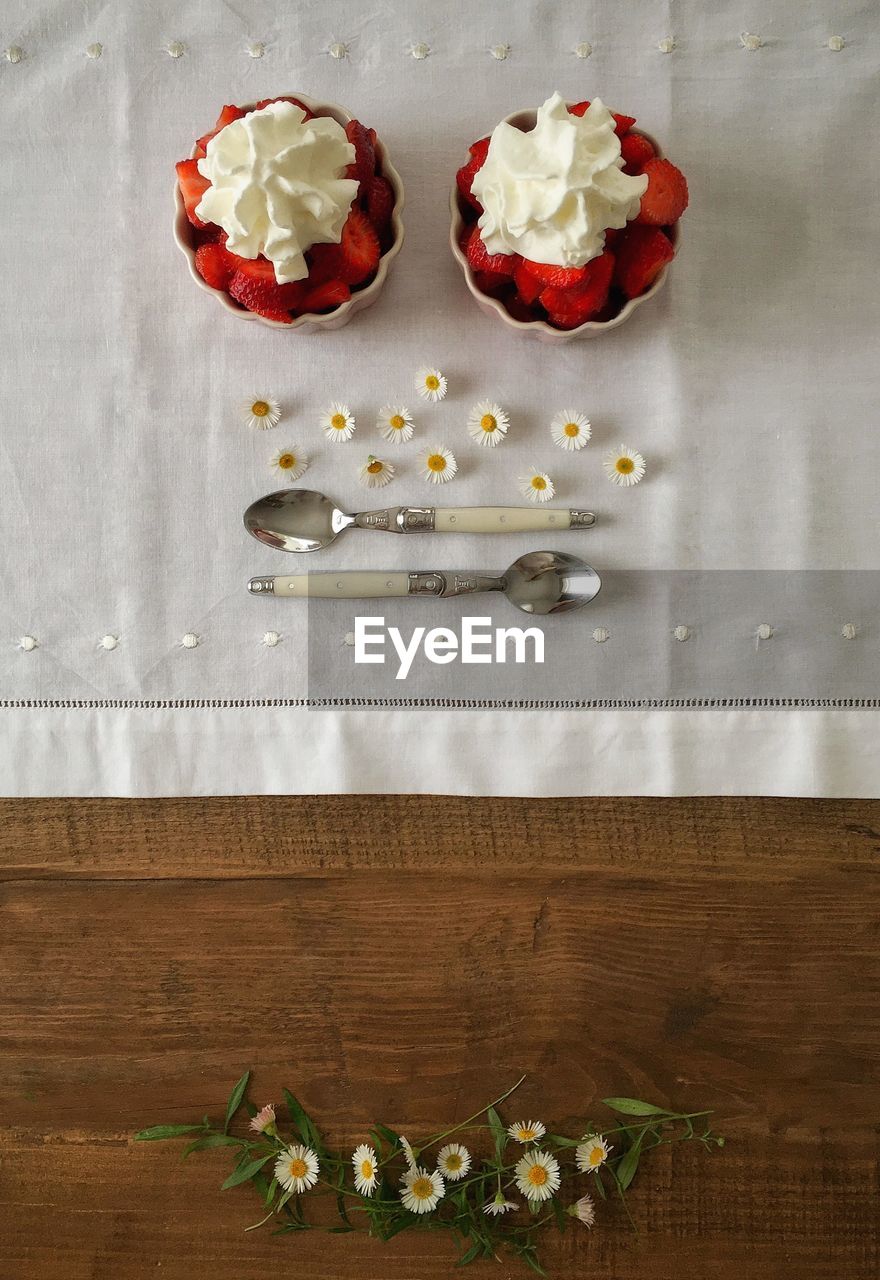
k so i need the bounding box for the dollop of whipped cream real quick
[471,92,648,267]
[196,101,358,283]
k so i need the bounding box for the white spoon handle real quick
[249,572,413,599]
[433,507,594,534]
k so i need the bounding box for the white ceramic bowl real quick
[450,108,679,344]
[173,94,405,332]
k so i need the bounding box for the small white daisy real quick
[359,455,395,489]
[550,410,592,452]
[483,1192,518,1216]
[468,400,509,447]
[271,446,308,482]
[569,1193,596,1227]
[249,1103,276,1135]
[400,1165,445,1214]
[508,1120,546,1145]
[519,471,555,503]
[243,396,281,430]
[415,368,448,402]
[274,1144,320,1194]
[514,1150,561,1203]
[575,1135,612,1172]
[377,405,415,443]
[437,1143,471,1181]
[399,1136,418,1169]
[603,444,646,486]
[351,1144,379,1196]
[321,401,357,442]
[422,446,457,484]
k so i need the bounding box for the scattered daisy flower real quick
[550,410,591,451]
[575,1135,612,1172]
[249,1103,276,1135]
[271,446,308,481]
[603,444,646,486]
[415,368,448,402]
[468,400,509,447]
[569,1193,596,1226]
[321,402,356,442]
[508,1120,546,1145]
[519,471,555,503]
[483,1192,519,1216]
[514,1150,561,1203]
[400,1165,445,1214]
[359,455,395,489]
[243,396,281,430]
[437,1143,471,1181]
[422,446,458,484]
[399,1136,418,1169]
[351,1144,379,1196]
[274,1144,320,1194]
[377,405,415,443]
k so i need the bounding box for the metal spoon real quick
[244,488,596,553]
[248,550,601,615]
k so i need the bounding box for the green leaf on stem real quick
[133,1123,206,1141]
[221,1152,274,1190]
[183,1133,243,1157]
[614,1130,645,1191]
[487,1106,506,1162]
[602,1098,670,1117]
[282,1088,321,1150]
[223,1071,251,1134]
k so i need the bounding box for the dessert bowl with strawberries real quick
[174,94,404,330]
[451,93,688,342]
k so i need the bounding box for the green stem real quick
[420,1075,527,1152]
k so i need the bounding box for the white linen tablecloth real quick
[0,0,878,795]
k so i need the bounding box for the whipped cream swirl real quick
[471,92,648,267]
[196,101,358,283]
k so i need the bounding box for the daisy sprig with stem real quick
[135,1074,722,1273]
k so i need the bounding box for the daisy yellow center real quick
[445,1154,462,1171]
[425,375,440,391]
[361,1160,374,1178]
[331,413,348,431]
[615,457,635,475]
[518,1128,537,1140]
[564,422,580,437]
[367,460,383,474]
[480,414,497,433]
[390,414,406,430]
[527,1164,548,1187]
[289,1158,308,1179]
[278,453,296,469]
[251,400,270,417]
[412,1176,434,1199]
[589,1147,603,1167]
[427,454,447,473]
[531,476,547,491]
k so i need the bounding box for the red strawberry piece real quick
[568,100,590,117]
[620,132,656,174]
[636,157,689,225]
[227,258,303,320]
[193,223,227,247]
[505,295,539,323]
[456,155,484,213]
[513,260,544,304]
[196,104,245,153]
[300,279,351,313]
[335,207,380,284]
[469,136,491,165]
[539,250,614,317]
[466,224,517,276]
[603,227,621,248]
[194,242,234,290]
[365,175,395,231]
[176,159,211,227]
[345,119,376,187]
[306,242,344,285]
[520,259,589,289]
[613,225,675,298]
[473,269,510,295]
[568,100,636,134]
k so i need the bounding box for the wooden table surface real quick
[1,796,878,1279]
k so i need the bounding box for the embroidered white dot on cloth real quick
[841,622,857,639]
[490,44,510,60]
[658,37,676,54]
[246,41,265,58]
[86,43,103,59]
[827,35,846,51]
[5,45,24,63]
[740,32,763,51]
[673,625,691,642]
[262,631,281,647]
[99,634,119,650]
[181,632,200,649]
[165,40,185,58]
[343,632,356,647]
[18,635,38,651]
[328,41,348,59]
[411,42,430,60]
[573,42,592,59]
[756,623,773,641]
[592,627,610,644]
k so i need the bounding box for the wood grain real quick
[1,796,878,1279]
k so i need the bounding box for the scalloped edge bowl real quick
[173,94,405,332]
[449,109,679,343]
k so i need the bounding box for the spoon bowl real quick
[503,551,601,615]
[244,489,349,552]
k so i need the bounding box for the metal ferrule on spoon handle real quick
[353,506,596,534]
[247,572,506,599]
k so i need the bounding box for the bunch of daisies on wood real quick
[135,1073,722,1274]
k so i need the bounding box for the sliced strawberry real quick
[636,158,689,225]
[176,159,211,227]
[365,175,395,231]
[620,133,656,174]
[513,260,544,304]
[345,119,375,188]
[469,136,491,165]
[299,279,351,312]
[613,225,675,298]
[227,258,302,320]
[306,242,344,286]
[521,259,589,289]
[540,251,614,317]
[466,224,517,276]
[568,100,591,117]
[194,242,234,290]
[505,295,539,324]
[603,227,621,248]
[193,223,227,248]
[473,269,510,295]
[456,155,484,213]
[568,100,636,134]
[196,104,245,153]
[336,207,380,284]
